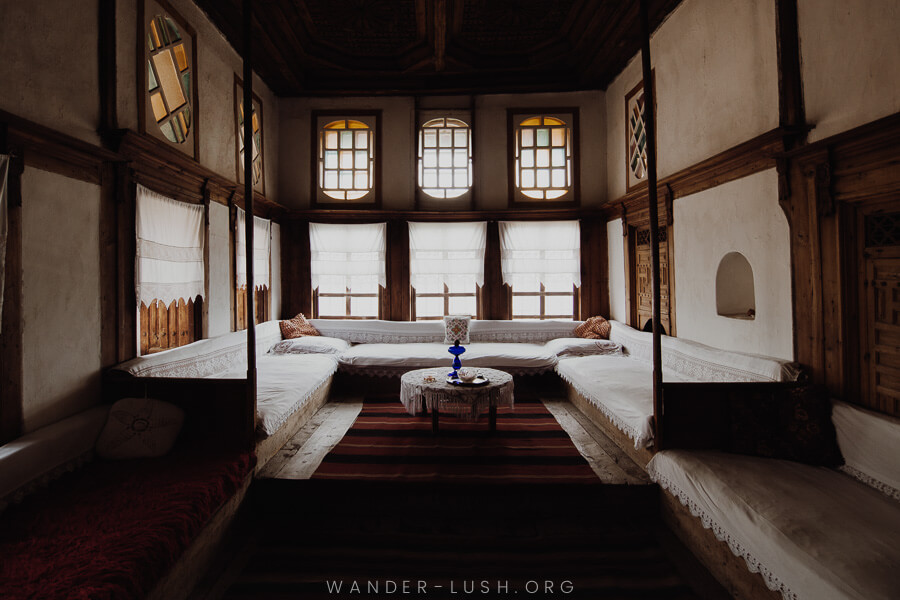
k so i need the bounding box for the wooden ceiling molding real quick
[192,0,682,96]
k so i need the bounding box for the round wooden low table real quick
[399,367,514,433]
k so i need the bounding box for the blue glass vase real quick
[448,340,466,379]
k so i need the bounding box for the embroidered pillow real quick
[729,384,844,467]
[96,398,185,460]
[575,316,611,340]
[279,313,320,339]
[544,338,623,358]
[443,315,471,344]
[269,336,350,355]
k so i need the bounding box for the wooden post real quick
[242,0,257,436]
[0,149,24,444]
[639,0,664,449]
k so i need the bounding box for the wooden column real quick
[0,148,24,443]
[579,217,609,320]
[115,163,137,362]
[775,0,805,147]
[99,162,119,366]
[242,0,257,434]
[483,221,508,320]
[281,219,311,319]
[385,219,410,321]
[639,0,664,449]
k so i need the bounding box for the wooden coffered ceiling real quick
[192,0,681,96]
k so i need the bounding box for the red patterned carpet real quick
[311,396,600,483]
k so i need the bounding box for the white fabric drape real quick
[408,221,486,291]
[0,154,8,333]
[135,184,204,305]
[499,220,581,288]
[309,222,386,290]
[235,207,271,289]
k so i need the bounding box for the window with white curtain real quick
[408,221,486,320]
[499,220,581,320]
[235,207,271,328]
[309,222,385,319]
[135,184,205,353]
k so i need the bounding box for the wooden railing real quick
[236,284,270,330]
[139,296,202,355]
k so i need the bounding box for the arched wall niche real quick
[716,252,756,319]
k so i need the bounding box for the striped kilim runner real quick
[311,396,600,483]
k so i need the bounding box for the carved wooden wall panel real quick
[632,225,670,335]
[864,251,900,416]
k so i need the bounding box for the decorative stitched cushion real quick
[544,337,623,357]
[443,315,471,344]
[729,384,844,467]
[575,316,611,340]
[269,336,350,355]
[95,398,185,460]
[279,313,320,339]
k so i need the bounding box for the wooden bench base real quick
[255,378,333,472]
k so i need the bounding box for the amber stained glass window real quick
[515,116,571,200]
[238,101,262,186]
[147,14,191,144]
[319,120,374,201]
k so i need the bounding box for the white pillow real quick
[544,337,623,358]
[443,315,471,344]
[269,336,351,355]
[96,398,185,460]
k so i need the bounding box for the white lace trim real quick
[257,364,337,436]
[838,464,900,502]
[647,464,797,600]
[400,368,514,421]
[555,365,650,449]
[469,330,575,344]
[0,450,94,515]
[128,346,246,378]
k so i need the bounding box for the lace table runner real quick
[399,367,514,421]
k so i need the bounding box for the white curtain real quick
[499,220,581,289]
[236,207,271,289]
[309,222,386,291]
[408,221,486,291]
[135,184,204,305]
[0,154,8,333]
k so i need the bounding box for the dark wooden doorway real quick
[630,225,671,335]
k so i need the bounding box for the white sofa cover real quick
[557,320,802,449]
[112,321,337,437]
[647,401,900,600]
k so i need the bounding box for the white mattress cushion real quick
[556,355,685,448]
[338,342,558,371]
[662,335,801,382]
[648,450,900,600]
[544,337,623,357]
[269,336,350,355]
[833,400,900,500]
[217,354,338,436]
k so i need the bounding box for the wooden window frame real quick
[138,0,200,159]
[411,284,482,321]
[510,283,579,320]
[234,74,265,196]
[417,116,473,203]
[507,108,579,208]
[311,110,382,209]
[312,286,382,320]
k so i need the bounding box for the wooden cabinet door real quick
[632,226,670,334]
[863,250,900,415]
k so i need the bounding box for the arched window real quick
[716,252,756,319]
[318,119,374,202]
[514,115,573,201]
[418,117,472,199]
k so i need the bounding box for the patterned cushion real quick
[575,316,611,339]
[443,315,471,344]
[279,313,320,339]
[96,398,185,460]
[729,384,844,467]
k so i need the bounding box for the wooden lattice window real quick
[511,282,576,320]
[139,297,202,355]
[235,285,269,330]
[512,113,574,203]
[865,212,900,247]
[418,118,472,199]
[317,118,375,203]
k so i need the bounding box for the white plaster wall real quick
[270,222,282,319]
[606,218,627,322]
[674,169,792,360]
[800,0,900,143]
[606,0,778,200]
[21,168,102,433]
[0,0,100,145]
[206,201,232,337]
[279,96,415,210]
[116,0,280,201]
